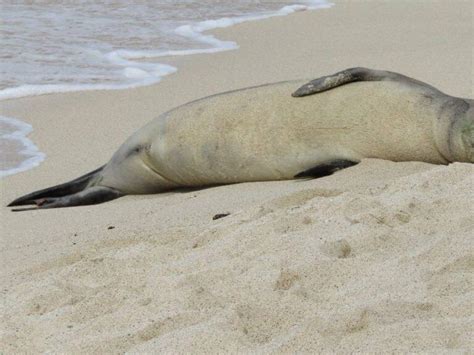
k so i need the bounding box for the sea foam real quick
[0,116,45,178]
[0,0,332,101]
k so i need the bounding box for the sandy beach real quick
[1,0,473,352]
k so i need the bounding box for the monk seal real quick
[8,67,473,210]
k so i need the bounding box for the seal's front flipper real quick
[294,159,358,179]
[291,67,437,97]
[10,186,123,211]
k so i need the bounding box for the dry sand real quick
[1,0,473,352]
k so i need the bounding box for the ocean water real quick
[0,0,332,177]
[0,116,45,177]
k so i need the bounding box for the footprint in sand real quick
[270,188,342,210]
[320,239,352,259]
[274,269,300,291]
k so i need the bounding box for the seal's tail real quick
[7,166,123,211]
[292,67,439,97]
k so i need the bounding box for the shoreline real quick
[1,1,473,352]
[0,116,45,177]
[0,0,333,102]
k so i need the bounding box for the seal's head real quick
[434,98,474,163]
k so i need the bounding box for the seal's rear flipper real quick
[7,165,123,210]
[8,166,105,207]
[294,159,358,179]
[292,67,438,97]
[10,186,123,211]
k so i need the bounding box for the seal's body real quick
[9,68,474,210]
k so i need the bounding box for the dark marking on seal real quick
[213,213,230,220]
[294,159,359,179]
